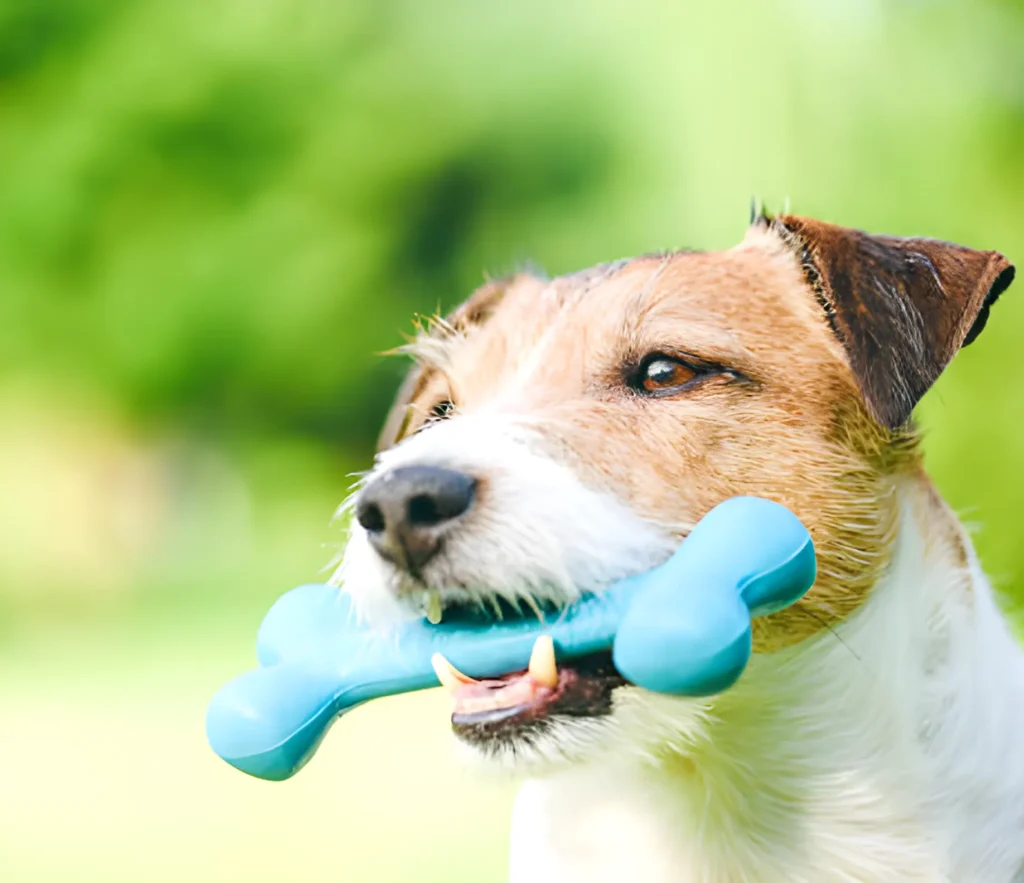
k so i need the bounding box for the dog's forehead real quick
[483,242,827,353]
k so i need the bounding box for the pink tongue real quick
[453,672,552,716]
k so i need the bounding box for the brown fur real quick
[769,214,1014,429]
[377,217,1012,651]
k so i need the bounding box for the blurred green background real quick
[1,0,1023,880]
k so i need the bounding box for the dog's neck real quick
[510,477,1024,883]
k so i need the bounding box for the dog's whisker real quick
[794,601,861,662]
[521,593,546,624]
[488,596,505,621]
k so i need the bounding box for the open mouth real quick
[428,597,628,746]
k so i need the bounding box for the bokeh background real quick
[2,0,1023,880]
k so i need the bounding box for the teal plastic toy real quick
[206,496,815,781]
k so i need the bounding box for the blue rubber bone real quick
[206,496,815,781]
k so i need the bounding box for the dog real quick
[334,212,1021,882]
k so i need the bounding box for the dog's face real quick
[336,214,1013,766]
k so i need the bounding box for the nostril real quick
[356,502,386,534]
[357,465,476,563]
[407,493,442,527]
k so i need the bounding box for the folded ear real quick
[376,276,515,452]
[772,215,1015,430]
[377,365,426,452]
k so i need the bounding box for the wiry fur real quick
[334,217,1023,881]
[509,486,1024,882]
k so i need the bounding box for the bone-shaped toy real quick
[206,496,815,781]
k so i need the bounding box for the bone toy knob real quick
[205,496,815,781]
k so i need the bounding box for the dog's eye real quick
[430,399,454,420]
[636,356,699,394]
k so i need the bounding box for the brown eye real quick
[639,357,698,393]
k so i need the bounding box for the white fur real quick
[337,420,1024,881]
[509,487,1024,882]
[333,414,676,627]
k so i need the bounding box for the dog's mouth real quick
[428,595,628,747]
[448,652,627,747]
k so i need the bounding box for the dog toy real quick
[206,496,815,781]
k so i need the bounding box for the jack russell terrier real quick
[334,212,1020,882]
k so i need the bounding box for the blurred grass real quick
[0,634,512,881]
[1,0,1023,880]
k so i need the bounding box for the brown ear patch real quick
[447,276,514,332]
[771,215,1014,430]
[962,262,1014,346]
[376,365,428,452]
[375,273,536,452]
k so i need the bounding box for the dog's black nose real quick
[355,465,477,572]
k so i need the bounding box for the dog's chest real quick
[501,492,1024,882]
[509,773,688,883]
[508,767,946,883]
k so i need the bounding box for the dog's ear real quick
[376,276,515,452]
[772,214,1015,430]
[377,365,427,452]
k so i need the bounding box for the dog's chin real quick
[334,521,707,771]
[447,684,714,774]
[450,714,622,773]
[443,651,627,770]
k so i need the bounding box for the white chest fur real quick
[508,489,1024,882]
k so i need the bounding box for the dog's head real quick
[336,214,1013,766]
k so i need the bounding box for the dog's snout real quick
[356,465,477,571]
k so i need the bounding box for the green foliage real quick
[1,0,1023,601]
[2,0,1024,605]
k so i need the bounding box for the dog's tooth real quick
[528,635,558,688]
[431,654,461,692]
[425,591,442,625]
[431,653,478,692]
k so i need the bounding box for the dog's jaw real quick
[508,480,1024,882]
[333,412,697,768]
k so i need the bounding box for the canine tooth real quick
[431,653,478,692]
[426,591,442,624]
[528,635,558,688]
